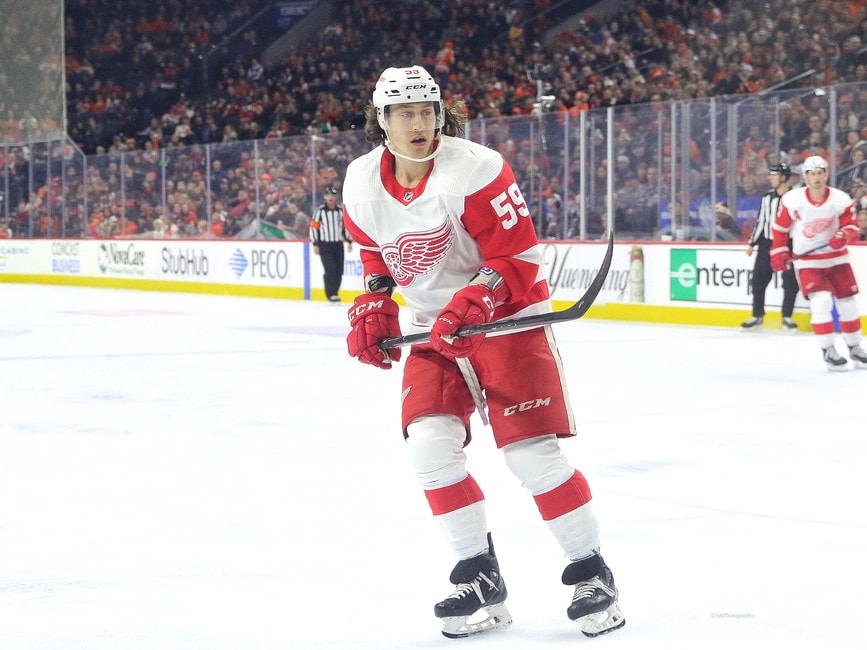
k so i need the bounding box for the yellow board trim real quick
[5,276,864,333]
[559,300,822,331]
[0,274,305,300]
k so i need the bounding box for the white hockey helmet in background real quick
[801,155,828,174]
[373,66,444,130]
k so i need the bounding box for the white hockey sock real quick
[546,502,601,561]
[435,501,489,559]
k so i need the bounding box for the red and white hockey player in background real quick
[771,155,867,369]
[341,66,625,639]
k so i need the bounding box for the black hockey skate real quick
[740,316,763,330]
[434,533,511,638]
[562,554,626,637]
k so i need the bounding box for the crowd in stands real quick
[3,0,867,240]
[58,0,867,149]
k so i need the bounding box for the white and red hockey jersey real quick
[342,137,551,332]
[772,185,858,268]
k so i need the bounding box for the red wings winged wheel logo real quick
[381,219,455,287]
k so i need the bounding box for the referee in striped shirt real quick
[310,186,353,302]
[742,162,799,330]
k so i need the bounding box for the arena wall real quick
[3,239,865,332]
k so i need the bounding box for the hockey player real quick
[342,66,625,638]
[771,155,867,369]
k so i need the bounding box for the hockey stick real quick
[379,230,615,350]
[792,243,831,261]
[781,243,832,269]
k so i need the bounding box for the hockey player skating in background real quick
[342,66,625,638]
[771,155,867,369]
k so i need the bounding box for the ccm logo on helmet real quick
[503,397,551,416]
[405,84,428,90]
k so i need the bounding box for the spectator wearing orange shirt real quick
[434,41,454,75]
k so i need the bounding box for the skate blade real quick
[579,602,626,638]
[440,602,512,638]
[826,363,849,372]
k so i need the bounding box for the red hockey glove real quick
[430,285,496,358]
[770,249,792,272]
[828,230,849,250]
[347,293,402,369]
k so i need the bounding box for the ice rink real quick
[2,282,865,649]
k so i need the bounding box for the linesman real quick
[742,162,799,330]
[310,186,352,302]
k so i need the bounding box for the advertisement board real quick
[668,246,809,311]
[3,239,865,327]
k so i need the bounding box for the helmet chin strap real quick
[383,130,442,163]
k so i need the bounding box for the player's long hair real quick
[363,100,468,145]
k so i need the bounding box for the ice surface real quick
[2,283,865,649]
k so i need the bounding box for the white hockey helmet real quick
[801,155,828,174]
[372,66,444,130]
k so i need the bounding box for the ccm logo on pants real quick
[503,397,551,416]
